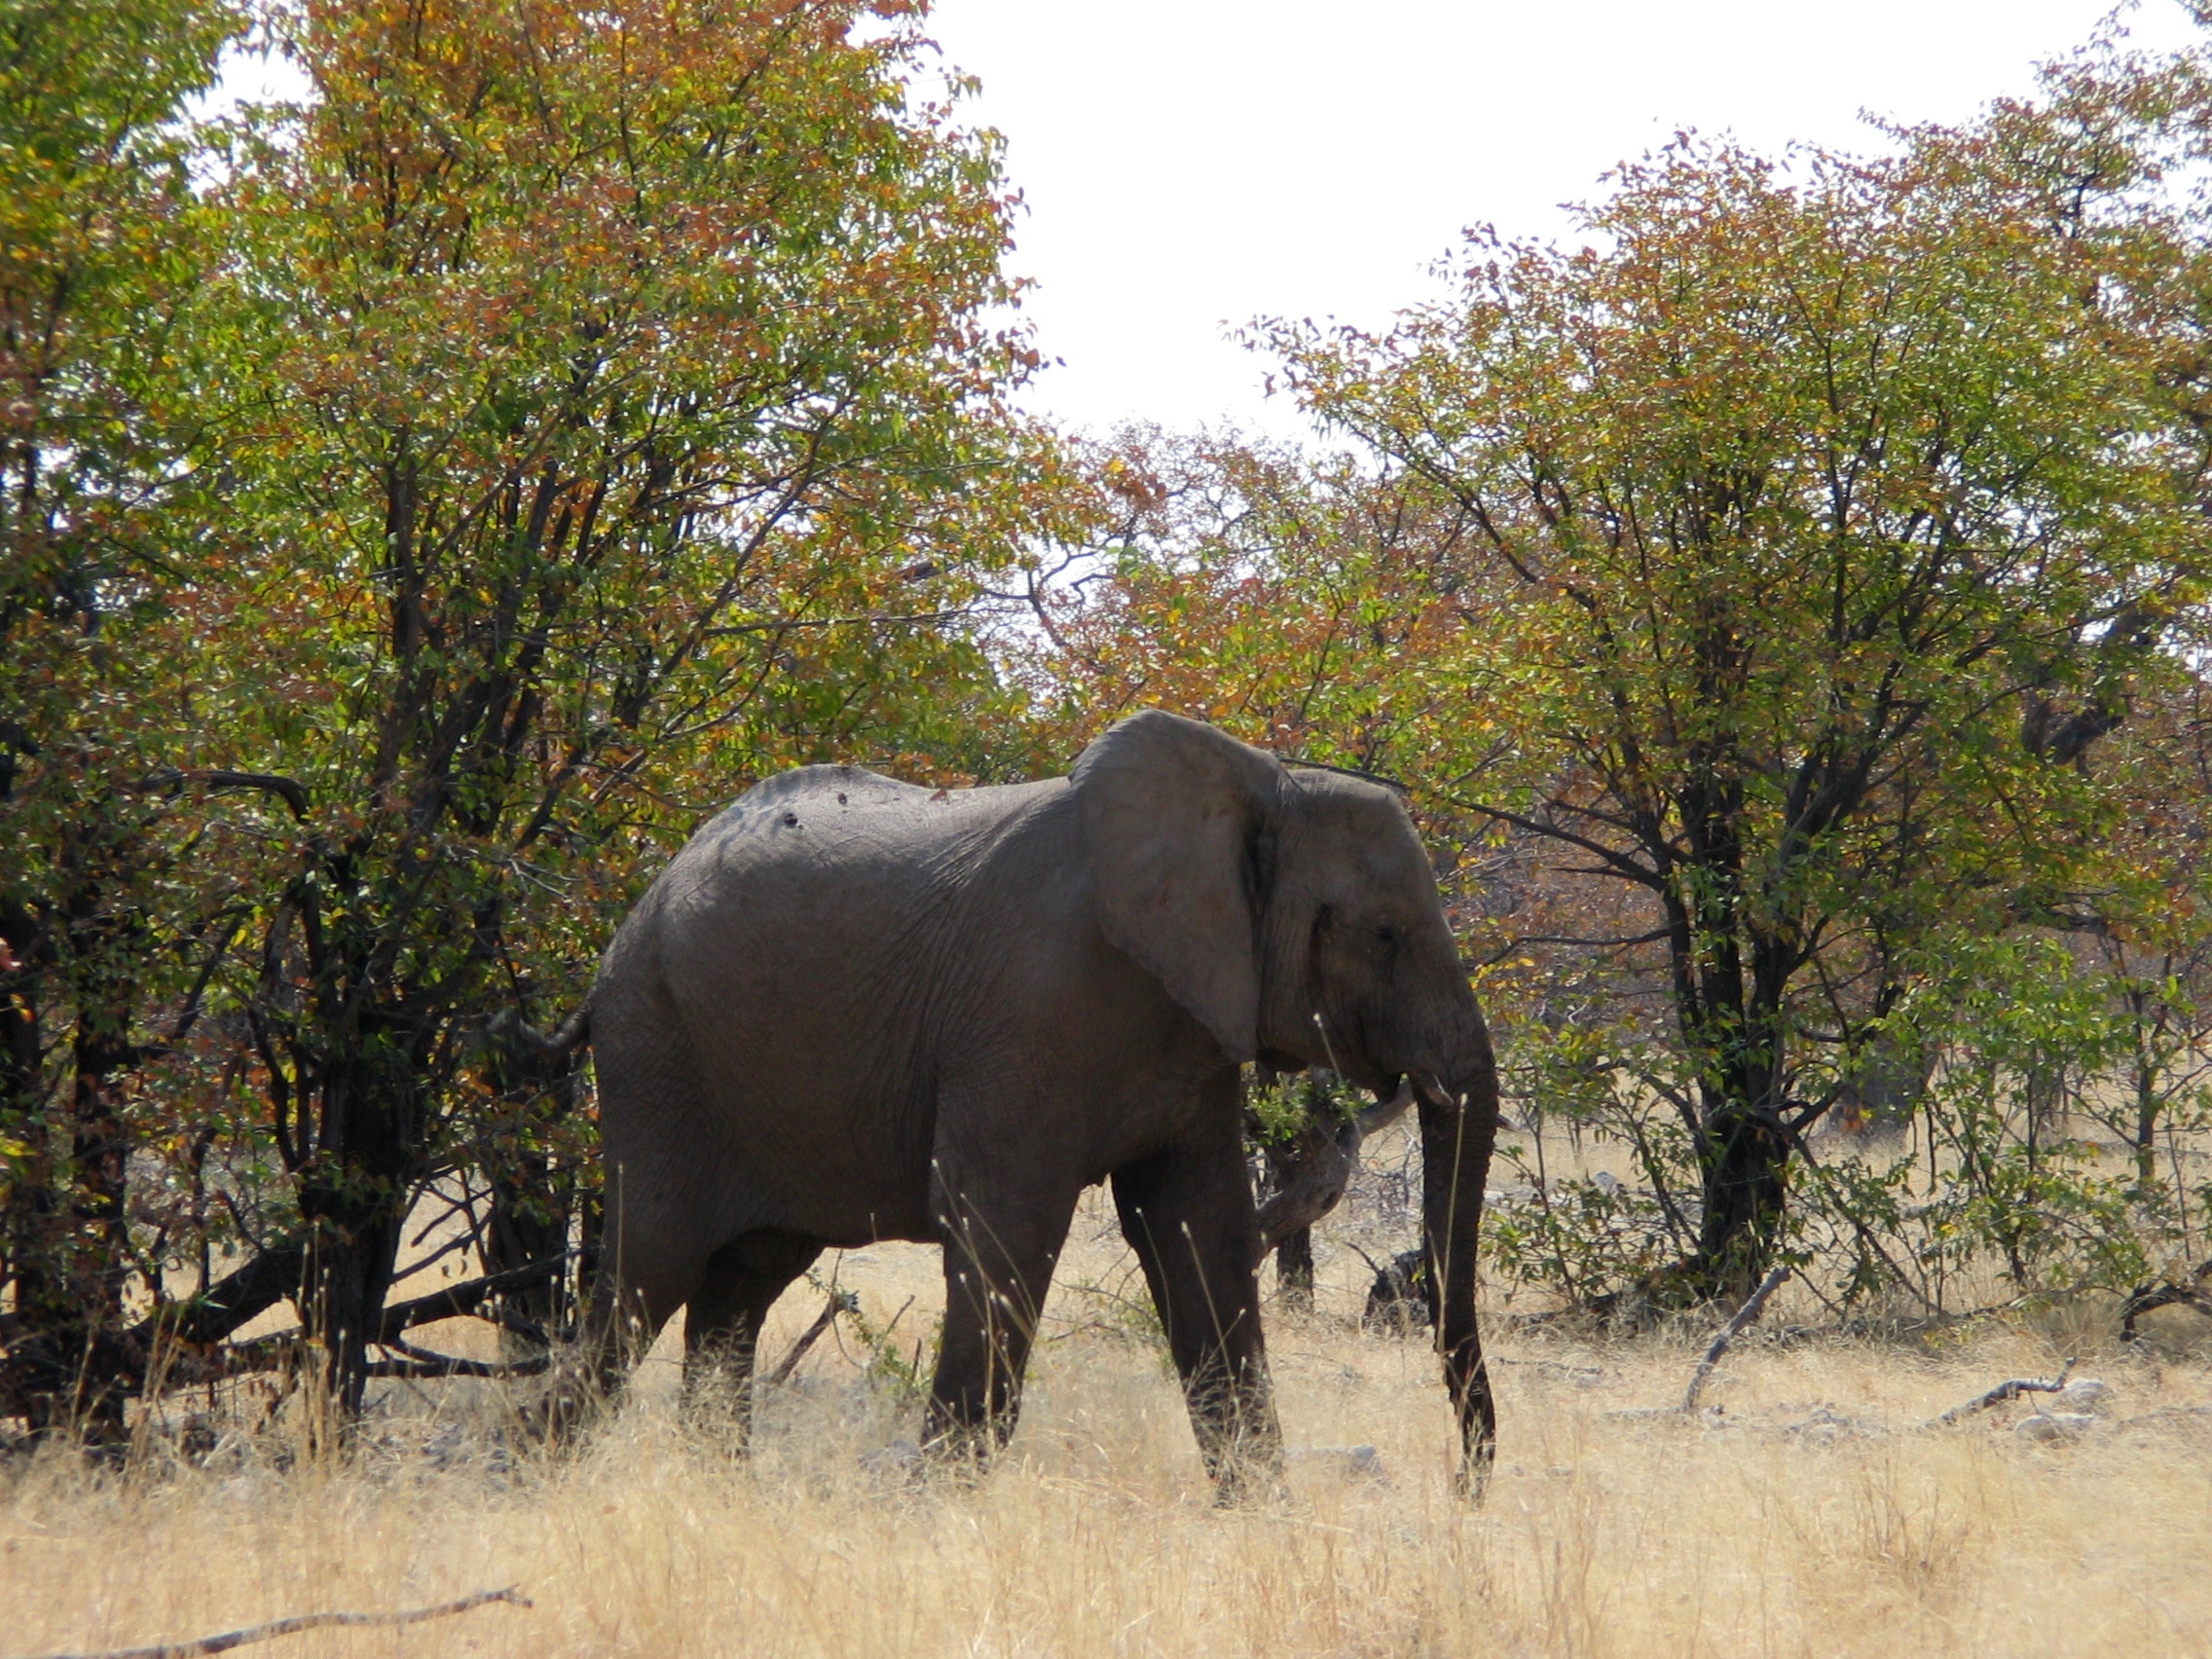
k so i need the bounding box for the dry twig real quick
[1681,1267,1790,1413]
[1935,1358,2077,1425]
[765,1289,858,1388]
[13,1585,530,1659]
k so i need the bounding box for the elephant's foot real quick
[1208,1455,1290,1508]
[1184,1382,1290,1501]
[679,1382,758,1456]
[528,1353,613,1452]
[1202,1433,1291,1513]
[915,1405,1014,1484]
[680,1333,764,1455]
[1197,1408,1288,1506]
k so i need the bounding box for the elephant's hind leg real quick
[542,1248,694,1446]
[682,1230,822,1446]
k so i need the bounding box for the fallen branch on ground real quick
[1935,1358,2076,1425]
[125,1244,306,1355]
[1681,1267,1790,1413]
[12,1584,530,1659]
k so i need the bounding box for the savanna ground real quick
[7,1123,2212,1659]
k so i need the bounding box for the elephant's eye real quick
[1374,921,1399,949]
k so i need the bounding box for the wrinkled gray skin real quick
[577,711,1501,1494]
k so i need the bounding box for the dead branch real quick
[125,1244,305,1353]
[11,1584,529,1659]
[2120,1274,2212,1341]
[129,769,311,821]
[765,1289,858,1388]
[150,1332,299,1388]
[1252,1082,1412,1257]
[374,1251,575,1344]
[1936,1358,2077,1425]
[201,771,310,821]
[364,1336,550,1380]
[1681,1266,1790,1412]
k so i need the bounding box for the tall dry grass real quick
[7,1187,2212,1658]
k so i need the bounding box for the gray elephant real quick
[576,710,1500,1494]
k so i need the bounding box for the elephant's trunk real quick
[1416,1027,1500,1492]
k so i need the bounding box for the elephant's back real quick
[610,765,1051,989]
[670,763,1059,909]
[590,763,1070,1237]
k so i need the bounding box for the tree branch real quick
[13,1585,530,1659]
[1681,1266,1789,1412]
[1935,1358,2077,1424]
[374,1252,575,1345]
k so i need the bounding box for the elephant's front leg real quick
[922,1160,1077,1468]
[1111,1080,1285,1503]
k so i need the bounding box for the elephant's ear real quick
[1073,710,1281,1063]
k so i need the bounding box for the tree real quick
[1014,426,1509,775]
[1270,121,2212,1297]
[0,0,244,1432]
[144,0,1051,1416]
[2081,672,2212,1199]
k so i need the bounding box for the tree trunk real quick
[1692,1097,1789,1299]
[1273,1227,1314,1310]
[2024,1061,2066,1163]
[52,1024,136,1437]
[0,910,68,1428]
[486,1161,570,1358]
[2136,1051,2160,1187]
[0,911,145,1438]
[298,1199,404,1423]
[295,1057,420,1422]
[1667,882,1794,1302]
[479,1010,591,1355]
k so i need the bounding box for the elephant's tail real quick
[484,1000,593,1070]
[546,1000,593,1056]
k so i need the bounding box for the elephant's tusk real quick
[1406,1071,1460,1112]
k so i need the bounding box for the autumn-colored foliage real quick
[1031,35,2212,1309]
[13,0,2212,1439]
[2,0,1057,1426]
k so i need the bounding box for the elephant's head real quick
[1072,709,1499,1481]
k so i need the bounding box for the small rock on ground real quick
[1288,1444,1388,1481]
[2015,1411,2097,1443]
[2058,1378,2115,1414]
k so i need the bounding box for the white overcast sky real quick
[924,0,2205,437]
[220,2,2208,437]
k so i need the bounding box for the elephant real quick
[571,709,1502,1495]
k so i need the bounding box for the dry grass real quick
[8,1191,2212,1658]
